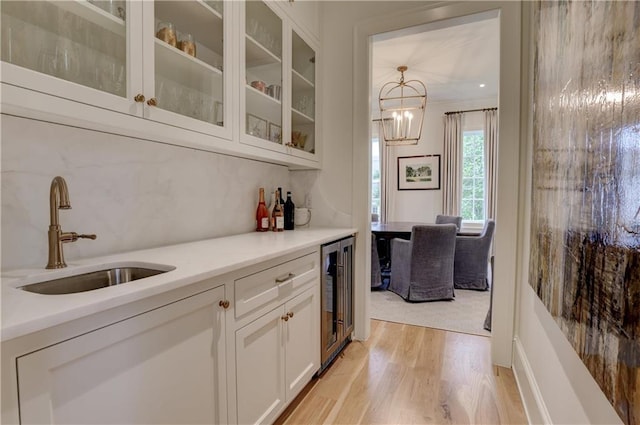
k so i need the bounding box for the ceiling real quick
[372,12,500,106]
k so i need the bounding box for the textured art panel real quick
[529,1,640,424]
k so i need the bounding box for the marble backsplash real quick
[1,115,291,270]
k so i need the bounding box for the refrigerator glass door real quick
[321,243,339,362]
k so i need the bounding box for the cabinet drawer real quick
[234,252,318,319]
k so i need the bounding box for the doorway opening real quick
[369,11,500,337]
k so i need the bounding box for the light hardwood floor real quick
[276,320,527,425]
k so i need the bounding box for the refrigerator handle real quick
[337,248,344,325]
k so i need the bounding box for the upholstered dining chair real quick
[389,224,457,302]
[435,214,463,231]
[371,234,383,289]
[453,219,495,290]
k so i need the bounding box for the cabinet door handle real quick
[275,272,295,283]
[134,94,145,103]
[287,311,294,318]
[219,300,230,309]
[146,97,157,106]
[281,315,289,322]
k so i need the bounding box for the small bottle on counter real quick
[255,188,269,232]
[284,191,295,230]
[272,189,284,232]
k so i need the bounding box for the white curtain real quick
[380,141,389,223]
[442,113,463,215]
[484,109,499,220]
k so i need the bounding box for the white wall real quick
[1,115,290,270]
[384,98,497,223]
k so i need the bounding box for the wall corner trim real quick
[513,336,552,425]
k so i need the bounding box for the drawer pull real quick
[275,273,295,283]
[287,311,294,318]
[219,300,230,309]
[281,315,289,322]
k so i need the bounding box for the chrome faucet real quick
[46,176,96,269]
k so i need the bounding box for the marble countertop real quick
[1,227,356,342]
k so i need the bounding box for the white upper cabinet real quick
[240,0,318,162]
[0,0,231,140]
[143,0,231,139]
[0,1,319,168]
[0,0,140,114]
[242,1,284,149]
[289,29,316,160]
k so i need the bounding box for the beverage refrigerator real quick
[319,236,354,372]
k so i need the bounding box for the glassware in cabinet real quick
[1,0,128,98]
[152,1,224,126]
[290,30,315,155]
[245,1,282,144]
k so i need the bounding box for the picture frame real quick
[397,155,441,190]
[246,113,267,139]
[268,122,282,144]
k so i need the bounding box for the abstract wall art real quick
[529,1,640,424]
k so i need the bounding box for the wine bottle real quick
[255,188,269,232]
[268,189,277,230]
[284,191,295,230]
[272,189,284,232]
[278,187,285,206]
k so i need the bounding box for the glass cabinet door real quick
[290,30,315,155]
[1,1,130,101]
[151,1,224,129]
[244,1,283,145]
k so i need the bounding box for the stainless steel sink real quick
[19,266,172,295]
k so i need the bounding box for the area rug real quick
[370,288,491,337]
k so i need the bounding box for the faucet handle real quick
[61,232,97,243]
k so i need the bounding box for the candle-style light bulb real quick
[404,111,411,138]
[392,111,398,139]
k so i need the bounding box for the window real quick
[461,130,485,221]
[371,137,381,218]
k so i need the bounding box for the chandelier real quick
[378,65,427,145]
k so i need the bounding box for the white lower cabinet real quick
[235,304,286,425]
[17,285,227,425]
[6,249,323,425]
[285,286,319,400]
[235,285,319,425]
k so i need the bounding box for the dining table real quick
[371,221,481,273]
[371,221,428,240]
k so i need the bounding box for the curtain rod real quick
[444,107,497,115]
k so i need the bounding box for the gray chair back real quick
[371,234,383,288]
[389,224,457,301]
[435,214,462,231]
[453,219,495,290]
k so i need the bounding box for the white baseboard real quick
[512,337,552,425]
